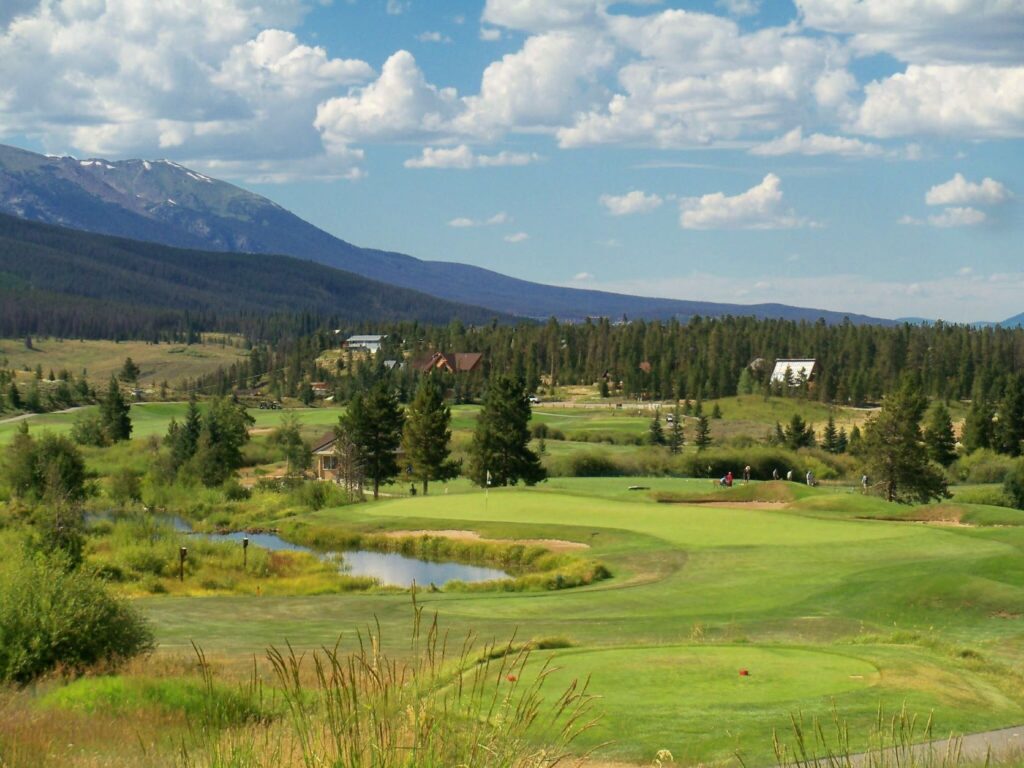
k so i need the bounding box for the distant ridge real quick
[1003,313,1024,328]
[0,142,892,325]
[0,213,510,337]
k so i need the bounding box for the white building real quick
[770,359,817,385]
[344,334,386,354]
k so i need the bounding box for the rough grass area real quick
[0,336,249,389]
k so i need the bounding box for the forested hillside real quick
[0,214,506,338]
[202,316,1024,409]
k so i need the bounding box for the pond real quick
[175,521,509,588]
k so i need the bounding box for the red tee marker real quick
[738,668,750,677]
[507,674,517,682]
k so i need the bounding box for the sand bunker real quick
[690,501,790,509]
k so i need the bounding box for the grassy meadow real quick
[0,335,249,389]
[1,395,1023,767]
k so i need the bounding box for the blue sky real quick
[1,0,1022,321]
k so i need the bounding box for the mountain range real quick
[0,143,910,325]
[0,212,506,338]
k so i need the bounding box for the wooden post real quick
[242,536,249,570]
[179,546,187,582]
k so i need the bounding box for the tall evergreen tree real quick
[962,398,995,453]
[188,397,253,487]
[784,414,815,450]
[7,382,21,411]
[667,404,684,454]
[822,415,840,453]
[995,375,1024,456]
[863,384,948,503]
[693,414,712,451]
[403,378,460,494]
[923,403,958,467]
[340,383,405,499]
[648,409,666,446]
[99,377,132,442]
[468,375,545,487]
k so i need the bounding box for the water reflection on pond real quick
[184,524,509,588]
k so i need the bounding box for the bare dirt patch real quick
[687,501,790,510]
[384,529,589,553]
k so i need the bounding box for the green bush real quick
[109,468,143,505]
[558,450,626,477]
[953,484,1013,508]
[951,449,1015,484]
[1005,459,1024,510]
[0,549,154,684]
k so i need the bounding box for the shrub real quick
[0,549,154,684]
[289,481,352,510]
[222,479,252,501]
[109,468,143,505]
[1005,458,1024,510]
[951,449,1016,484]
[560,450,625,477]
[71,412,109,447]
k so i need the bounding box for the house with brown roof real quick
[413,351,484,374]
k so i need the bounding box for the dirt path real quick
[0,405,87,425]
[575,723,1024,767]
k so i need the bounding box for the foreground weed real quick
[182,590,599,768]
[767,703,985,768]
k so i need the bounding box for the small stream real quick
[168,517,510,588]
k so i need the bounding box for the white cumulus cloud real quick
[0,0,371,180]
[558,10,854,148]
[404,144,540,169]
[855,65,1024,139]
[750,127,884,157]
[925,173,1012,206]
[599,190,663,215]
[504,231,530,243]
[796,0,1024,64]
[679,173,813,230]
[928,207,987,228]
[314,50,461,151]
[448,212,510,227]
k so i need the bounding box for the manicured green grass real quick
[135,481,1024,764]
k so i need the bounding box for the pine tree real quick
[784,414,815,450]
[468,375,545,487]
[822,415,840,453]
[711,403,723,419]
[7,382,21,411]
[648,409,666,446]
[119,357,141,383]
[923,403,958,467]
[403,378,460,494]
[188,397,254,487]
[863,384,948,503]
[847,425,863,454]
[995,375,1024,456]
[25,382,42,413]
[99,377,132,442]
[694,414,712,451]
[836,427,849,454]
[340,383,405,499]
[962,398,995,453]
[667,404,684,454]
